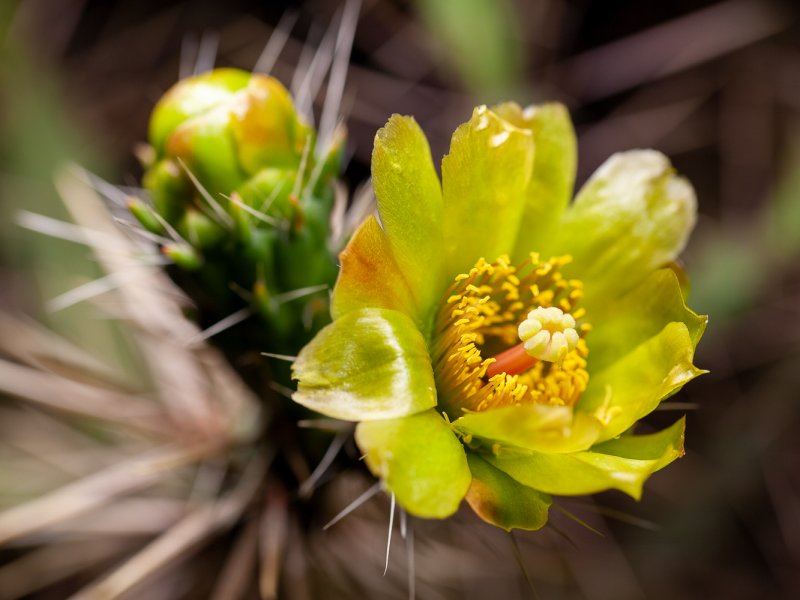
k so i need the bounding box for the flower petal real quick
[492,102,577,262]
[454,404,603,454]
[487,418,686,499]
[578,322,705,442]
[355,409,471,519]
[373,115,444,324]
[591,417,687,472]
[588,268,707,373]
[292,308,436,421]
[442,106,534,279]
[465,453,551,531]
[331,216,417,320]
[550,150,697,307]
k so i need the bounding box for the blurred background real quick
[2,0,800,598]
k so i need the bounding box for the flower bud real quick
[143,68,320,227]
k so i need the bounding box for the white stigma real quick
[518,306,579,363]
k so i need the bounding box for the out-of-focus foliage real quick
[415,0,522,97]
[771,139,800,257]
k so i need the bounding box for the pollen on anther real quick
[518,306,580,363]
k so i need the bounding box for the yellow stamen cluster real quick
[432,254,592,415]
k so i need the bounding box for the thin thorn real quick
[303,132,333,199]
[194,30,219,75]
[273,284,329,304]
[260,352,298,362]
[318,0,360,157]
[399,507,407,540]
[228,281,253,303]
[656,401,700,411]
[254,11,298,74]
[293,16,339,123]
[221,193,282,227]
[297,419,353,432]
[46,273,118,312]
[47,259,168,313]
[553,503,605,537]
[180,33,198,79]
[16,211,120,251]
[384,493,395,576]
[573,502,661,531]
[269,381,295,398]
[299,431,347,498]
[291,22,322,112]
[323,482,381,530]
[112,216,176,246]
[81,171,129,207]
[546,520,580,551]
[177,158,234,228]
[509,531,540,600]
[258,180,287,215]
[188,307,252,344]
[291,134,313,200]
[407,518,415,600]
[148,209,189,246]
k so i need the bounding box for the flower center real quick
[432,254,591,416]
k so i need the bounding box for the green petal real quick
[465,453,551,531]
[588,268,707,373]
[491,102,577,262]
[372,115,444,323]
[442,106,534,279]
[579,322,705,442]
[487,418,686,499]
[331,216,418,320]
[292,308,436,421]
[355,410,471,519]
[454,404,602,454]
[551,150,697,307]
[592,417,686,472]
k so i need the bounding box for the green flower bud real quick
[144,68,317,217]
[149,68,251,156]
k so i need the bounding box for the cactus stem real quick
[188,307,253,344]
